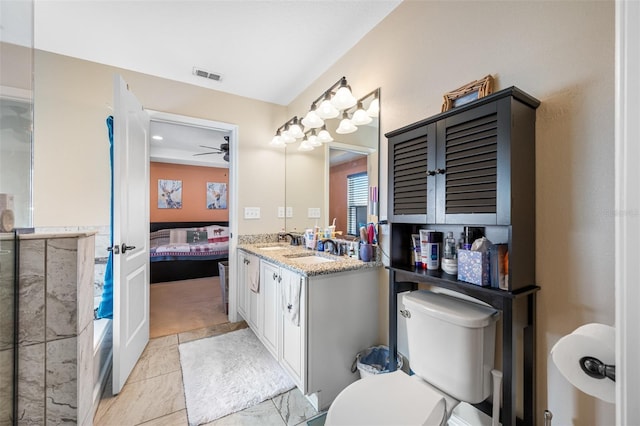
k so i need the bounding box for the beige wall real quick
[33,51,287,233]
[288,1,615,424]
[31,0,615,422]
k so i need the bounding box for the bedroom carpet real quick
[150,277,228,338]
[179,327,296,426]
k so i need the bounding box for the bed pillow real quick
[150,229,170,248]
[206,225,229,243]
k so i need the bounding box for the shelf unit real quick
[385,87,540,426]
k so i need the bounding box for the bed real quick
[150,221,229,283]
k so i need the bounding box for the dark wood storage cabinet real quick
[385,87,540,426]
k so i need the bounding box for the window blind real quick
[347,172,368,235]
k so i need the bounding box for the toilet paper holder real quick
[580,356,616,381]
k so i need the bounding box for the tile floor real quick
[94,320,325,426]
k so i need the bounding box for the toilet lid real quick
[326,370,446,426]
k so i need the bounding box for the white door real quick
[112,75,150,394]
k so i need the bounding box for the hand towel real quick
[281,274,301,326]
[248,257,260,293]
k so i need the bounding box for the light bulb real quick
[301,108,324,129]
[367,97,380,117]
[316,99,339,119]
[318,127,333,143]
[331,84,357,110]
[288,119,304,139]
[351,102,372,125]
[270,134,284,147]
[307,133,321,147]
[336,112,357,134]
[281,129,296,144]
[298,140,314,151]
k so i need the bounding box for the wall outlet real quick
[244,207,261,219]
[278,207,285,218]
[286,207,293,218]
[308,207,321,218]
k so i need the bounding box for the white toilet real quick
[326,290,499,426]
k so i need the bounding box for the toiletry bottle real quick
[458,232,465,250]
[444,231,456,259]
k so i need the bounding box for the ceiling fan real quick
[193,135,229,161]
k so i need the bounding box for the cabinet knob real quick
[435,168,446,175]
[426,170,436,176]
[273,272,278,280]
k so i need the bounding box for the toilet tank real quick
[403,290,499,403]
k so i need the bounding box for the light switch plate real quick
[244,207,261,219]
[278,207,285,218]
[286,207,293,218]
[308,207,321,218]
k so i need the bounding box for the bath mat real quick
[179,327,295,425]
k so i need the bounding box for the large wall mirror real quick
[284,88,379,237]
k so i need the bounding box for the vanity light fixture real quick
[269,78,375,149]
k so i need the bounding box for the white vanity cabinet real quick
[238,248,380,411]
[260,260,282,358]
[236,250,250,318]
[280,267,306,389]
[237,250,260,331]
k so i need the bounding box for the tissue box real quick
[457,249,490,286]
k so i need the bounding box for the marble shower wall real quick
[17,232,95,426]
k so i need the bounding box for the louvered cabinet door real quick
[388,123,437,223]
[435,100,508,225]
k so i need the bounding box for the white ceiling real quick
[32,0,401,106]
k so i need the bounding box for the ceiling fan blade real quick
[199,145,222,152]
[193,152,220,156]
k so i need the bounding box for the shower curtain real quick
[96,116,114,319]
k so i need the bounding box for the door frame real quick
[146,110,240,323]
[615,0,640,423]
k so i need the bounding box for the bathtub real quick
[92,318,112,418]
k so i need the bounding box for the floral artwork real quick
[158,179,182,209]
[207,182,227,209]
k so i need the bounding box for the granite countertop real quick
[237,242,382,277]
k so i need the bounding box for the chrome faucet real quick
[279,232,302,246]
[320,238,339,255]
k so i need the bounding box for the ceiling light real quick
[336,112,357,134]
[152,135,163,141]
[330,77,357,110]
[351,101,372,126]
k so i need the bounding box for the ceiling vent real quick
[192,67,222,82]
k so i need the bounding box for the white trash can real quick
[353,345,403,379]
